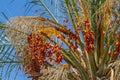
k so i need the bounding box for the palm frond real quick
[0,24,22,80]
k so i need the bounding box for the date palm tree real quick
[2,0,120,80]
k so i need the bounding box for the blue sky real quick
[0,0,36,23]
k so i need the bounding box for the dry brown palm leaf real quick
[38,64,70,80]
[5,16,60,51]
[111,59,120,80]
